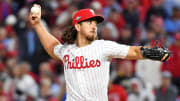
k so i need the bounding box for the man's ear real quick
[75,23,81,32]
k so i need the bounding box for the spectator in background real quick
[117,26,134,45]
[1,57,17,101]
[128,78,155,101]
[103,0,122,19]
[161,33,180,95]
[100,22,119,41]
[20,61,38,83]
[39,62,53,75]
[37,71,58,101]
[155,71,177,101]
[140,28,156,45]
[135,59,162,88]
[107,8,125,32]
[39,62,60,97]
[164,7,180,33]
[145,0,167,28]
[108,81,128,101]
[56,3,77,28]
[72,0,87,10]
[149,16,167,45]
[90,1,103,15]
[54,0,68,19]
[0,77,8,101]
[13,64,38,101]
[47,0,59,13]
[113,60,134,93]
[163,0,180,16]
[122,0,140,32]
[138,0,151,20]
[150,17,164,35]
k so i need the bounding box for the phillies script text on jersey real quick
[63,55,101,69]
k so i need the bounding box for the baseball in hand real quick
[30,6,40,15]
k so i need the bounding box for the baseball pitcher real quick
[29,4,171,101]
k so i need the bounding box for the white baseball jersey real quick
[54,40,129,101]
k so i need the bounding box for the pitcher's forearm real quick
[33,23,60,60]
[125,46,144,60]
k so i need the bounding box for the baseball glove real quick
[140,41,171,62]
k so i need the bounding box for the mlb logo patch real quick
[75,16,81,21]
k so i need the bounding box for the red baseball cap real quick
[72,9,104,25]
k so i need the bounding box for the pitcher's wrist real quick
[33,23,41,29]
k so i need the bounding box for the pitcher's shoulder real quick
[93,40,116,45]
[93,39,106,44]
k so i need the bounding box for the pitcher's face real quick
[78,19,98,41]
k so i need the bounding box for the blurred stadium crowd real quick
[0,0,180,101]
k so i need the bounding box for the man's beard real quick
[86,34,97,41]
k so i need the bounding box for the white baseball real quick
[30,6,40,14]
